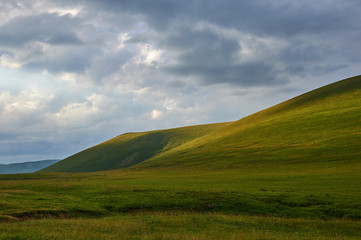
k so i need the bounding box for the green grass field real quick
[1,167,361,239]
[1,212,360,240]
[1,75,361,239]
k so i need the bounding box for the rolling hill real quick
[42,75,361,173]
[42,123,230,172]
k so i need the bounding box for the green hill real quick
[42,75,361,173]
[139,75,361,169]
[42,123,230,172]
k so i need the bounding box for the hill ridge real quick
[135,75,361,168]
[41,75,361,172]
[42,122,230,172]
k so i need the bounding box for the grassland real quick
[1,166,361,239]
[1,75,361,239]
[1,212,360,240]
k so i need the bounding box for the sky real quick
[0,0,360,163]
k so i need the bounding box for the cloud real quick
[0,13,83,47]
[0,88,54,121]
[0,55,22,68]
[74,0,360,87]
[2,0,360,86]
[48,7,82,17]
[137,44,164,66]
[160,26,286,86]
[151,109,163,119]
[0,0,361,163]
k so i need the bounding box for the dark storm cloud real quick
[0,13,83,47]
[87,48,135,81]
[84,0,361,35]
[23,46,99,73]
[167,62,284,86]
[77,0,361,86]
[85,0,185,29]
[2,0,360,86]
[161,27,283,86]
[125,33,150,44]
[0,12,95,73]
[195,1,360,36]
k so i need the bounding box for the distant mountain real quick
[0,160,59,174]
[41,75,361,173]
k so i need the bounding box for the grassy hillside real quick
[43,75,361,173]
[0,160,59,174]
[42,123,230,172]
[138,75,361,169]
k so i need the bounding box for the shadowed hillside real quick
[42,123,230,172]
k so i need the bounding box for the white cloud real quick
[136,43,165,66]
[151,109,163,119]
[54,93,104,126]
[0,88,54,114]
[47,7,82,17]
[0,55,22,69]
[117,33,130,50]
[57,72,78,83]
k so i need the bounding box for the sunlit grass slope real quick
[42,123,230,172]
[43,75,361,173]
[137,75,361,169]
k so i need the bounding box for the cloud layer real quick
[0,0,360,163]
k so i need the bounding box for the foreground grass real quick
[1,212,360,240]
[1,163,361,220]
[2,157,361,238]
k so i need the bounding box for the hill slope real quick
[42,123,230,172]
[0,160,59,174]
[42,75,361,173]
[138,75,361,169]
